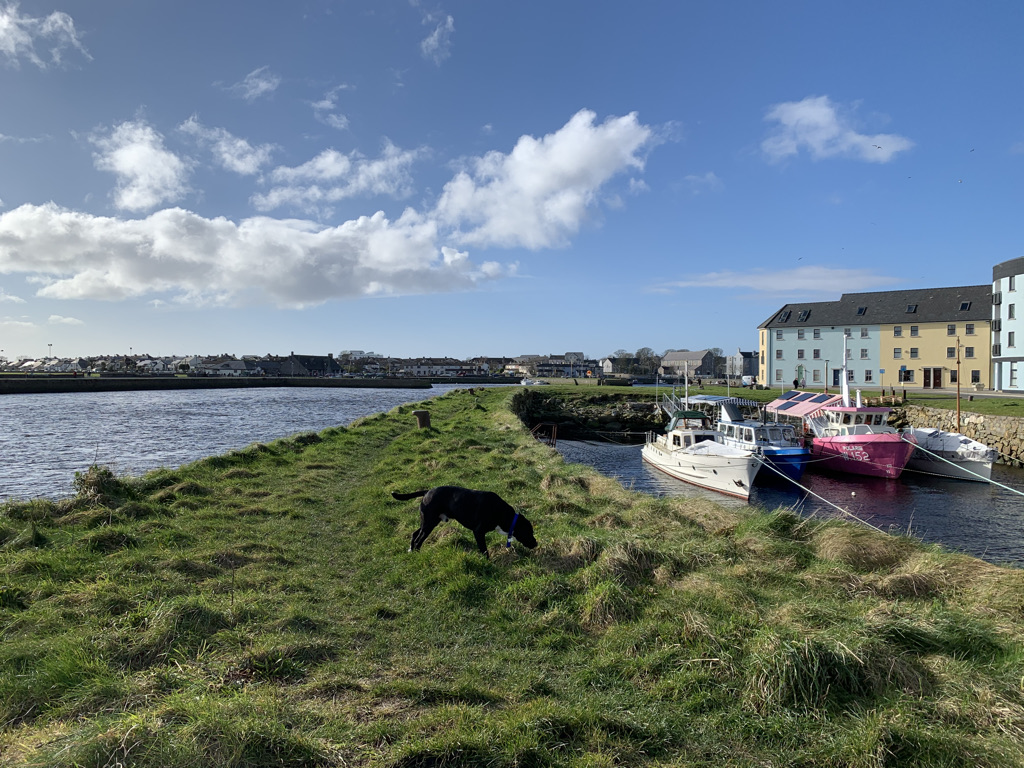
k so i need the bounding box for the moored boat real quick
[642,409,761,499]
[714,402,810,484]
[903,427,996,482]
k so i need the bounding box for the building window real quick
[775,369,783,382]
[1009,332,1016,348]
[813,349,820,359]
[965,347,975,358]
[910,326,919,337]
[971,370,980,384]
[776,330,783,340]
[899,369,915,383]
[797,329,805,340]
[846,370,854,382]
[960,301,971,311]
[813,369,821,382]
[813,329,821,340]
[864,369,873,382]
[856,306,867,316]
[859,328,867,338]
[947,324,956,335]
[1011,275,1017,291]
[947,347,956,358]
[1010,363,1018,389]
[797,310,810,322]
[1010,304,1016,320]
[910,348,919,359]
[797,349,805,359]
[846,348,852,359]
[894,348,902,359]
[906,304,917,313]
[860,348,868,359]
[893,326,902,337]
[950,370,958,384]
[844,328,851,338]
[779,310,791,322]
[776,349,783,359]
[966,323,975,335]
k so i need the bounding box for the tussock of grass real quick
[2,386,1023,766]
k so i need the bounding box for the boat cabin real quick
[816,406,895,436]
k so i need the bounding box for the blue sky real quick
[0,1,1021,361]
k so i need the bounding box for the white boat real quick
[903,427,997,482]
[642,409,761,500]
[520,378,549,386]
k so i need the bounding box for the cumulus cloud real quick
[421,14,454,65]
[762,96,913,163]
[434,109,654,249]
[0,110,654,308]
[48,314,82,325]
[682,171,722,195]
[252,141,421,215]
[0,288,25,302]
[661,265,901,296]
[179,116,274,175]
[91,120,190,211]
[228,65,280,101]
[312,86,351,130]
[0,2,89,68]
[0,203,513,307]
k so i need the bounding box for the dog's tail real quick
[391,490,429,501]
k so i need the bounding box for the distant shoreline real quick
[0,375,452,395]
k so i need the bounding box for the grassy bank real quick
[2,387,1024,766]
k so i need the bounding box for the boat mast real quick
[840,333,851,407]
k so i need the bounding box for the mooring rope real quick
[753,455,887,533]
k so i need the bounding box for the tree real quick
[635,347,660,375]
[709,347,726,377]
[611,349,631,373]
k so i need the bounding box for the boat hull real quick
[808,434,917,479]
[905,454,993,482]
[641,442,760,499]
[759,447,810,484]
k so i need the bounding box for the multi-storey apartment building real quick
[992,257,1024,392]
[758,286,992,391]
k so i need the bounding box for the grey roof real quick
[994,257,1024,281]
[758,285,991,329]
[662,349,712,363]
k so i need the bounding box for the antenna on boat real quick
[840,333,851,407]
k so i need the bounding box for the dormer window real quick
[856,306,867,316]
[906,304,917,313]
[959,301,971,311]
[797,310,810,322]
[778,310,791,322]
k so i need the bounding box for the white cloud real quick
[682,171,722,195]
[228,65,280,101]
[48,314,82,325]
[312,86,351,130]
[179,116,274,175]
[0,203,512,307]
[661,265,901,296]
[0,288,25,302]
[762,96,913,163]
[421,14,454,65]
[434,109,654,249]
[91,120,190,211]
[253,142,421,215]
[0,3,89,68]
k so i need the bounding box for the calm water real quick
[556,439,1024,568]
[0,384,480,502]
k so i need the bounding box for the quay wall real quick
[0,376,432,395]
[901,405,1024,468]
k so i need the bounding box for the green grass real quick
[2,387,1024,767]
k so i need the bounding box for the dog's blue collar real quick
[506,513,519,548]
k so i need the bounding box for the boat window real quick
[695,435,712,443]
[672,435,681,446]
[875,414,885,426]
[769,428,782,441]
[854,414,864,425]
[744,429,754,442]
[684,436,692,447]
[842,414,852,425]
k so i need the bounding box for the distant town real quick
[0,348,757,380]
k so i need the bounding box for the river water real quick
[556,439,1024,568]
[0,385,476,502]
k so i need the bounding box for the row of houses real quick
[757,256,1024,392]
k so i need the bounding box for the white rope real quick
[753,455,888,533]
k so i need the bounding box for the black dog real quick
[392,486,538,558]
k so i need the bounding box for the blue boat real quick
[712,402,810,484]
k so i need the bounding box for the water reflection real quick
[556,439,1024,568]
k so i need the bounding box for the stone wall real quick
[900,405,1024,468]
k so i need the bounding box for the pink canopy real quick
[765,390,844,419]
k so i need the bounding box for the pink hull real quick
[809,434,917,479]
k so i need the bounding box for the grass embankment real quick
[2,387,1024,767]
